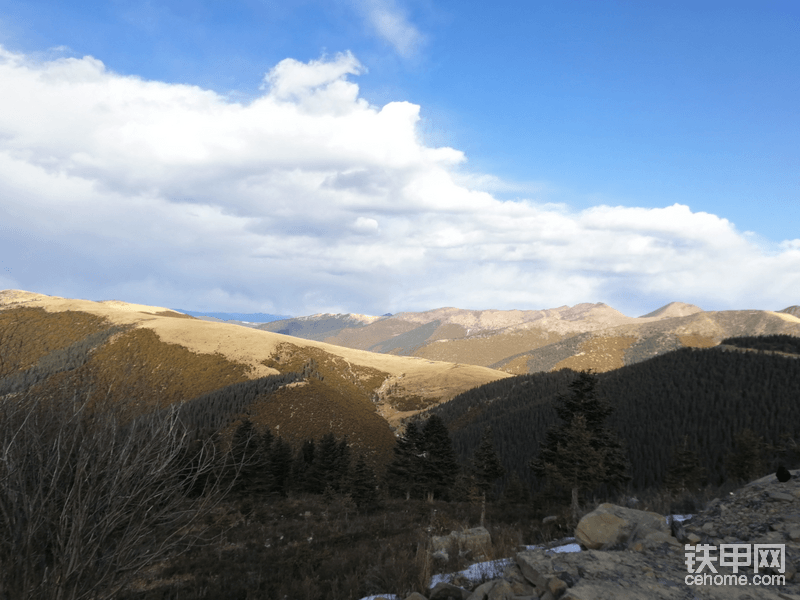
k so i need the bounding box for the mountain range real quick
[257,302,800,374]
[2,289,798,467]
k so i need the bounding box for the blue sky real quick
[0,1,798,317]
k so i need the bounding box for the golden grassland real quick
[412,328,562,370]
[0,290,509,463]
[677,334,717,348]
[88,327,253,410]
[0,306,113,377]
[552,335,638,373]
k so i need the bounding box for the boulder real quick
[410,475,800,600]
[431,527,492,561]
[465,580,495,600]
[428,581,470,600]
[574,503,673,550]
[485,580,514,600]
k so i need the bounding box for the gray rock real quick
[465,580,495,600]
[415,472,800,600]
[431,527,493,562]
[428,581,470,600]
[485,580,514,600]
[574,503,673,550]
[769,490,795,502]
[515,549,551,590]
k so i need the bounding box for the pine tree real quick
[470,426,505,498]
[268,436,293,496]
[384,420,426,499]
[664,435,706,492]
[530,371,630,516]
[291,438,315,493]
[539,414,606,515]
[421,414,460,500]
[725,429,767,483]
[334,436,352,491]
[229,418,262,494]
[307,432,340,494]
[349,454,381,511]
[502,472,531,505]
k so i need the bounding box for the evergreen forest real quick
[437,336,800,492]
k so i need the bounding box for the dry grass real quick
[413,329,560,369]
[678,334,717,348]
[0,306,113,378]
[118,495,552,600]
[552,335,637,373]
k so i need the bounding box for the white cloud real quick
[1,46,798,316]
[355,0,425,59]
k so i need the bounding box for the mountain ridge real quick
[257,301,800,374]
[0,290,510,460]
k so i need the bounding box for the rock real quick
[432,549,450,562]
[501,563,536,596]
[769,490,795,502]
[515,549,551,591]
[431,527,492,562]
[428,581,470,600]
[686,532,701,544]
[412,472,800,600]
[542,515,559,525]
[574,503,673,550]
[465,580,495,600]
[548,575,568,597]
[485,580,514,600]
[404,594,428,600]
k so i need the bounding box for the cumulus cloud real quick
[0,46,798,316]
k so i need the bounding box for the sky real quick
[0,0,798,317]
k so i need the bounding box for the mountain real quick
[780,305,800,318]
[638,301,703,318]
[0,290,509,463]
[174,309,291,324]
[263,312,383,340]
[257,302,800,374]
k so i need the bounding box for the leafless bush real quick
[0,392,224,600]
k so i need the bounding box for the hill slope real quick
[0,290,509,462]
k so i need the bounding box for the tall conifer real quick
[421,414,459,500]
[385,420,425,499]
[470,426,505,497]
[530,371,630,517]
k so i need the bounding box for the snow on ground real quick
[360,515,690,599]
[670,514,693,523]
[429,537,580,588]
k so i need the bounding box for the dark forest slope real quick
[435,336,800,491]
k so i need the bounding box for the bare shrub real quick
[0,391,223,600]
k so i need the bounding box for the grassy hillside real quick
[0,290,508,466]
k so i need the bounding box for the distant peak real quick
[639,302,703,319]
[779,306,800,318]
